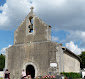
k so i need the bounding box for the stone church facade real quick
[6,7,80,79]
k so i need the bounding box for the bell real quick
[30,24,33,30]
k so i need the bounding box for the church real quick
[5,7,80,79]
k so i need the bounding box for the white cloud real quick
[0,45,12,55]
[33,0,85,31]
[0,3,9,29]
[52,36,59,42]
[0,0,85,31]
[65,31,85,47]
[1,48,6,54]
[65,41,85,55]
[0,0,32,30]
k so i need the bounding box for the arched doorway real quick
[26,65,35,78]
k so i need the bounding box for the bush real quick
[0,54,5,71]
[61,72,81,78]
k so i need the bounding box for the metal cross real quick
[30,6,34,13]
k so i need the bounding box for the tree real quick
[79,51,85,69]
[0,54,5,71]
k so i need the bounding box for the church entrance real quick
[26,65,35,78]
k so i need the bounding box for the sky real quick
[0,0,85,55]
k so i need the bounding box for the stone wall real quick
[7,11,54,79]
[56,44,64,73]
[63,51,80,72]
[7,41,60,79]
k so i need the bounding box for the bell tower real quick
[14,6,51,44]
[26,7,34,35]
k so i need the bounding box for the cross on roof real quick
[30,6,34,13]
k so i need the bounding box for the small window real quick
[28,17,33,33]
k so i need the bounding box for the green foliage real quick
[0,78,3,79]
[0,54,5,71]
[61,72,81,78]
[79,51,85,69]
